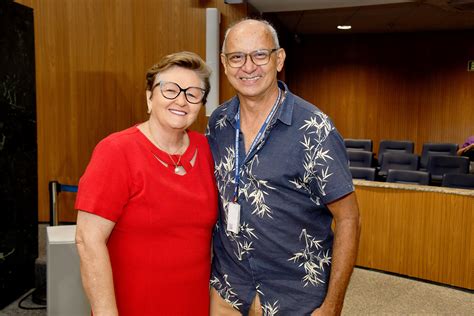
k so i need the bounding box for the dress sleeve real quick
[75,137,130,222]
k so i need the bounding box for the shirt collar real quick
[276,80,293,126]
[225,80,294,127]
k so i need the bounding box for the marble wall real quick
[0,0,38,309]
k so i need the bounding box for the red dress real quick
[75,126,218,316]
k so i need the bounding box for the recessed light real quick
[337,25,352,30]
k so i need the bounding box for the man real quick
[207,19,360,316]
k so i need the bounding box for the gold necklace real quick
[148,122,187,173]
[168,153,182,173]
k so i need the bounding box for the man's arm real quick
[457,143,474,155]
[312,192,361,316]
[76,211,118,316]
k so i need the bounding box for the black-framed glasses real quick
[223,48,279,68]
[152,81,206,104]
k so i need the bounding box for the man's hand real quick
[311,302,339,316]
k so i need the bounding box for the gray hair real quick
[221,18,280,53]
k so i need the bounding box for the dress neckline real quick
[135,126,197,175]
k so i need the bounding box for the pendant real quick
[174,166,180,173]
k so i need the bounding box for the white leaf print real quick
[211,274,243,310]
[291,112,335,204]
[288,229,331,287]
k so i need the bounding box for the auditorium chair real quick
[427,155,469,184]
[347,150,373,168]
[378,152,419,177]
[441,173,474,190]
[378,140,414,166]
[344,138,373,152]
[386,170,430,185]
[349,166,376,181]
[419,142,458,170]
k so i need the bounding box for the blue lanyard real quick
[233,89,283,202]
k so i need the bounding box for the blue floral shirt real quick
[206,81,354,315]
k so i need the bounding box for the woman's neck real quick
[145,120,188,154]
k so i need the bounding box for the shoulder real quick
[288,93,335,133]
[208,97,236,130]
[189,130,213,154]
[188,130,208,145]
[188,130,214,163]
[94,125,141,154]
[291,93,328,120]
[279,81,328,121]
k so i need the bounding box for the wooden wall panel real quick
[355,185,473,289]
[15,0,248,222]
[285,31,474,155]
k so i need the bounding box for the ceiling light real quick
[337,25,352,30]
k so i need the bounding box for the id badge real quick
[227,202,241,234]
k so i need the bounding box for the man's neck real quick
[238,84,280,127]
[238,84,280,153]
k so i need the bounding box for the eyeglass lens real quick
[159,81,204,104]
[225,49,277,68]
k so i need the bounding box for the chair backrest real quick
[380,152,419,175]
[386,170,430,185]
[420,143,458,169]
[344,138,373,152]
[441,173,474,189]
[427,155,469,179]
[378,140,414,165]
[349,166,376,181]
[347,150,373,167]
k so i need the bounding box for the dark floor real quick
[0,289,46,316]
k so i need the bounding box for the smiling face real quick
[146,66,203,132]
[221,20,286,101]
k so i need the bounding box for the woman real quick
[75,51,217,316]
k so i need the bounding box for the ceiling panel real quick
[247,0,418,12]
[244,0,474,34]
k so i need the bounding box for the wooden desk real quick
[353,180,474,290]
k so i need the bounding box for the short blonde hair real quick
[146,51,211,105]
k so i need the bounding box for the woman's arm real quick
[76,211,118,316]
